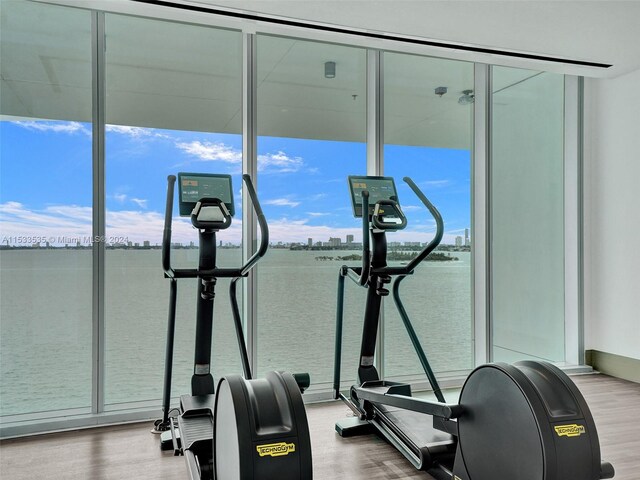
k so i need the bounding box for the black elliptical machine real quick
[333,175,614,480]
[155,172,312,480]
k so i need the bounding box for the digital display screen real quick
[348,175,399,217]
[178,173,234,217]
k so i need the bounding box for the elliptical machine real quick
[155,172,312,480]
[333,175,614,480]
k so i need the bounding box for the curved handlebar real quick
[401,176,444,273]
[357,190,370,286]
[162,175,177,277]
[240,173,269,276]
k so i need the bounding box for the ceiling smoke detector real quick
[324,61,336,79]
[458,89,475,105]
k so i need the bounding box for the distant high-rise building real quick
[455,236,463,247]
[329,237,342,247]
[143,240,150,248]
[465,228,470,247]
[346,234,354,245]
[308,237,313,247]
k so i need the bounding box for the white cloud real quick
[12,121,173,140]
[173,141,303,174]
[131,198,148,209]
[109,193,147,209]
[0,202,241,247]
[0,202,92,244]
[264,198,300,208]
[44,205,93,223]
[107,125,148,137]
[420,179,451,188]
[106,125,174,140]
[14,121,90,136]
[307,212,330,217]
[175,141,242,163]
[401,205,422,212]
[309,193,328,201]
[258,151,303,173]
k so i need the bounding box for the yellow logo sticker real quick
[554,424,586,438]
[256,442,296,457]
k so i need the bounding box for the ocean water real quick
[0,248,471,417]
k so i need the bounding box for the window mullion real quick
[242,32,258,376]
[367,49,385,376]
[473,63,490,366]
[91,10,106,414]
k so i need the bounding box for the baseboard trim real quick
[585,350,640,383]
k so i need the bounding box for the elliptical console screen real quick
[348,175,399,217]
[178,173,235,217]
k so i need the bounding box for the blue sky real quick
[0,120,470,246]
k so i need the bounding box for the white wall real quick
[584,68,640,360]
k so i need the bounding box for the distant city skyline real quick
[1,231,471,251]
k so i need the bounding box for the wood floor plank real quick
[1,374,638,479]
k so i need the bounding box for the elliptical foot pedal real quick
[160,428,181,452]
[335,416,376,437]
[159,417,182,454]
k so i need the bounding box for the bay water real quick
[0,248,470,416]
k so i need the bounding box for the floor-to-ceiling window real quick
[383,53,474,381]
[0,1,93,417]
[255,35,368,387]
[103,14,244,407]
[490,67,566,363]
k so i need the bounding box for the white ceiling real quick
[196,0,640,79]
[3,0,637,147]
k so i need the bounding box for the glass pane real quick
[256,35,367,388]
[0,1,92,416]
[383,53,474,380]
[104,14,243,407]
[491,67,565,363]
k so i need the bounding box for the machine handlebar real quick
[357,190,371,286]
[239,173,269,276]
[162,173,269,279]
[399,176,444,274]
[343,177,444,283]
[162,175,177,277]
[371,198,408,231]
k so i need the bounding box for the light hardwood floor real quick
[1,374,638,479]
